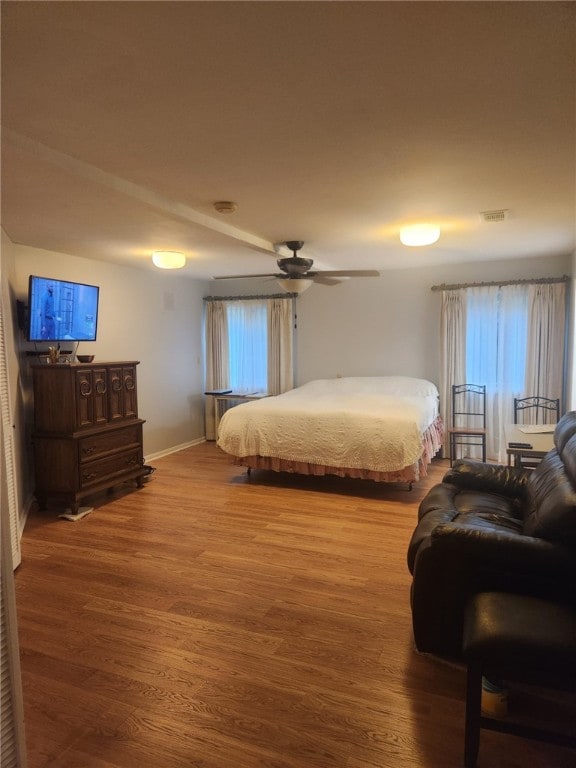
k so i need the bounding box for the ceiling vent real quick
[480,209,509,223]
[213,201,237,214]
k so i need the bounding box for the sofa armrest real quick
[410,522,576,656]
[431,523,576,577]
[443,459,531,498]
[407,483,461,573]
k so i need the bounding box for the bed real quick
[216,376,444,484]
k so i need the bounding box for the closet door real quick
[0,278,28,766]
[0,293,20,567]
[1,457,28,768]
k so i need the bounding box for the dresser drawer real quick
[80,448,143,489]
[79,423,142,462]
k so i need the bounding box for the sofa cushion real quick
[558,432,576,489]
[554,411,576,456]
[443,459,531,499]
[524,448,576,545]
[408,481,523,574]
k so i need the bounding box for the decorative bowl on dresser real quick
[31,360,146,513]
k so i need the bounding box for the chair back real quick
[514,396,560,425]
[452,384,486,430]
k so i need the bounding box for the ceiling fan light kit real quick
[277,278,314,294]
[152,250,186,269]
[399,224,441,247]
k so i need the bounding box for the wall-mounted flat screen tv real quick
[27,275,100,342]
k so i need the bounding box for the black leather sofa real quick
[407,411,576,658]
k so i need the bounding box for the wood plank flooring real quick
[15,443,576,767]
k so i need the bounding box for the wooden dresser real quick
[32,361,146,513]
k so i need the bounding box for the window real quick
[440,280,566,461]
[204,295,294,398]
[465,285,528,393]
[226,300,268,394]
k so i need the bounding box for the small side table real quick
[204,390,232,440]
[504,424,554,468]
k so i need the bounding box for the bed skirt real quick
[232,415,444,484]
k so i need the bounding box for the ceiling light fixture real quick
[400,224,441,247]
[276,278,313,295]
[152,251,186,269]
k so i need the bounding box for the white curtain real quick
[525,282,566,409]
[204,300,229,391]
[267,298,294,395]
[439,289,466,454]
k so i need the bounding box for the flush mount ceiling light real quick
[152,251,186,269]
[400,224,441,247]
[276,277,313,294]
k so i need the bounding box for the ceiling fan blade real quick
[311,275,344,286]
[215,267,380,282]
[214,273,276,280]
[312,270,380,277]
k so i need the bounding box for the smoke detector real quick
[480,209,509,223]
[213,201,237,214]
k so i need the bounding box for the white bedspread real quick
[217,376,440,473]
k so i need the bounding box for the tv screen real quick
[27,275,99,342]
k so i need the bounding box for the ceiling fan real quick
[215,241,380,293]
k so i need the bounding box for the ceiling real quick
[2,1,575,280]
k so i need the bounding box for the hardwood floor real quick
[15,443,575,768]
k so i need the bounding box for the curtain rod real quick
[431,275,570,292]
[203,293,295,302]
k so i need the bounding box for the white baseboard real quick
[19,491,37,537]
[145,436,206,463]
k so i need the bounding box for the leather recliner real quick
[407,411,576,658]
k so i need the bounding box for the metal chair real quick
[448,384,487,467]
[512,396,559,469]
[514,396,560,425]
